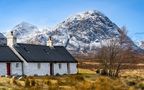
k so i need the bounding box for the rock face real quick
[0,10,143,54]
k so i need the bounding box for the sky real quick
[0,0,144,41]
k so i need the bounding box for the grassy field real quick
[0,69,144,90]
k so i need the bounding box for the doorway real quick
[6,63,11,75]
[50,63,54,75]
[67,63,70,74]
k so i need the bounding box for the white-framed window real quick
[58,63,61,69]
[37,63,41,69]
[16,63,19,68]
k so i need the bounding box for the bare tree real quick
[97,27,133,77]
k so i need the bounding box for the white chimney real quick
[47,36,53,47]
[7,31,17,47]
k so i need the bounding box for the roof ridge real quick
[16,43,64,47]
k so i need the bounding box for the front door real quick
[6,63,11,75]
[50,63,54,75]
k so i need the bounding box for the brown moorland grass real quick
[0,68,143,90]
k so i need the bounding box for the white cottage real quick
[0,31,77,76]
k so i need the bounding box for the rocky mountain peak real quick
[51,10,120,52]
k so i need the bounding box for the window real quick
[37,63,41,69]
[58,63,61,69]
[16,63,19,68]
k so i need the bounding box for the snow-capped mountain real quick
[57,11,144,53]
[0,10,143,54]
[51,10,120,51]
[26,10,141,53]
[11,22,39,42]
[21,10,119,51]
[16,11,142,53]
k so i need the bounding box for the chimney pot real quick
[7,31,17,47]
[11,31,13,36]
[47,36,53,47]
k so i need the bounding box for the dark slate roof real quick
[0,46,21,62]
[14,43,77,63]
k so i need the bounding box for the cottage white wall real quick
[69,63,77,74]
[24,63,50,76]
[0,62,77,76]
[53,63,68,75]
[11,62,22,75]
[0,63,6,75]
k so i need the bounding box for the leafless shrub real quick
[97,27,135,77]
